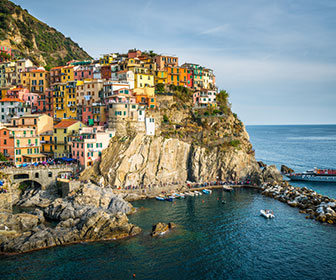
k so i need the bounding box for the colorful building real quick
[70,126,114,167]
[154,55,178,71]
[50,66,62,84]
[4,127,46,165]
[154,70,168,85]
[21,69,50,93]
[192,89,217,108]
[10,114,53,135]
[0,98,29,123]
[53,119,85,158]
[167,66,180,86]
[61,66,74,83]
[0,127,14,161]
[179,67,193,88]
[133,68,154,89]
[36,88,53,117]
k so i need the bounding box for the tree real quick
[216,90,231,114]
[0,152,8,162]
[155,83,165,93]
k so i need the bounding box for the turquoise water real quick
[246,124,336,198]
[1,125,336,279]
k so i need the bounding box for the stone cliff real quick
[83,92,261,187]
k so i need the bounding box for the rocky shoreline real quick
[0,182,141,254]
[1,163,335,255]
[261,181,336,224]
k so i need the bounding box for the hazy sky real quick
[12,0,336,125]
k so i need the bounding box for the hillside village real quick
[0,47,221,169]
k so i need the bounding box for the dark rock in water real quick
[168,222,176,229]
[262,165,283,184]
[151,222,176,236]
[258,161,267,168]
[281,165,294,174]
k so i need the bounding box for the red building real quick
[82,105,93,126]
[128,49,142,59]
[50,66,62,84]
[101,65,112,80]
[0,128,14,161]
[36,88,54,117]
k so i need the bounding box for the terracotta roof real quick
[54,119,80,128]
[31,69,46,73]
[0,98,24,103]
[51,66,63,70]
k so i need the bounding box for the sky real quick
[12,0,336,125]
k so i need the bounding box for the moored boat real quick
[156,196,165,201]
[285,168,336,183]
[202,189,212,194]
[223,186,233,192]
[260,209,275,219]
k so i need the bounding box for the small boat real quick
[165,197,173,202]
[202,189,212,194]
[260,209,275,219]
[223,186,233,192]
[185,192,194,197]
[156,196,165,201]
[194,191,202,196]
[179,193,186,199]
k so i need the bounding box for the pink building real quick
[81,105,94,126]
[70,126,115,167]
[6,87,29,99]
[18,91,39,113]
[74,65,94,81]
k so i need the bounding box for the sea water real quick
[0,125,335,280]
[246,124,336,198]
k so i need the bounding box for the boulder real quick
[151,222,169,236]
[262,165,283,184]
[280,165,294,174]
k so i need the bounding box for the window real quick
[64,129,66,133]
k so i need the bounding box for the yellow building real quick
[40,130,54,158]
[54,81,77,119]
[154,70,168,84]
[20,69,50,93]
[167,66,180,86]
[53,83,66,119]
[65,81,77,119]
[100,54,117,65]
[10,128,46,165]
[61,66,74,83]
[10,114,53,135]
[134,68,154,89]
[53,119,85,158]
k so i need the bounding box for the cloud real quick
[200,24,230,35]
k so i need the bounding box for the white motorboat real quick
[260,209,275,219]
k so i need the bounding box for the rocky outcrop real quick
[281,165,294,174]
[0,184,141,254]
[151,222,176,236]
[261,165,283,184]
[261,182,336,224]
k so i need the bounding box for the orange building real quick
[167,66,180,86]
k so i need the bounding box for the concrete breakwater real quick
[261,182,336,224]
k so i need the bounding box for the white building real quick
[0,98,30,123]
[145,117,155,136]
